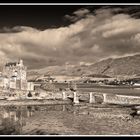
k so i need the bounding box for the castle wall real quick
[3,78,9,89]
[103,94,140,105]
[21,80,28,90]
[0,79,3,88]
[16,80,21,89]
[10,79,16,89]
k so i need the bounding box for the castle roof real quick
[5,62,17,67]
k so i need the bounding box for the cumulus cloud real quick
[0,26,38,33]
[64,8,90,22]
[1,6,140,69]
[73,8,90,17]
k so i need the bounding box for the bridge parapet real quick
[62,91,104,104]
[103,94,140,105]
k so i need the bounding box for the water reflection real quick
[0,104,74,135]
[0,104,136,135]
[0,106,34,135]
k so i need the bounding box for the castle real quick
[0,59,34,91]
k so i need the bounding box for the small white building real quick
[27,82,34,91]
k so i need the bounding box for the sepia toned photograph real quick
[0,3,140,136]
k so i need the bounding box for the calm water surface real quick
[0,103,140,135]
[1,87,140,135]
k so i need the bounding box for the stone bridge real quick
[62,91,140,105]
[33,82,140,105]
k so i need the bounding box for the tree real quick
[28,92,32,97]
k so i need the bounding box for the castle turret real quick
[19,59,23,67]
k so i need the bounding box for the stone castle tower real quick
[3,59,27,80]
[0,59,34,91]
[2,59,28,90]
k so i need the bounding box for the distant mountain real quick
[89,54,140,77]
[27,54,140,80]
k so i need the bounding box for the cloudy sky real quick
[1,5,140,69]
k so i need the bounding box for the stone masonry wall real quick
[104,94,140,105]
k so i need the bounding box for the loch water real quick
[0,103,140,135]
